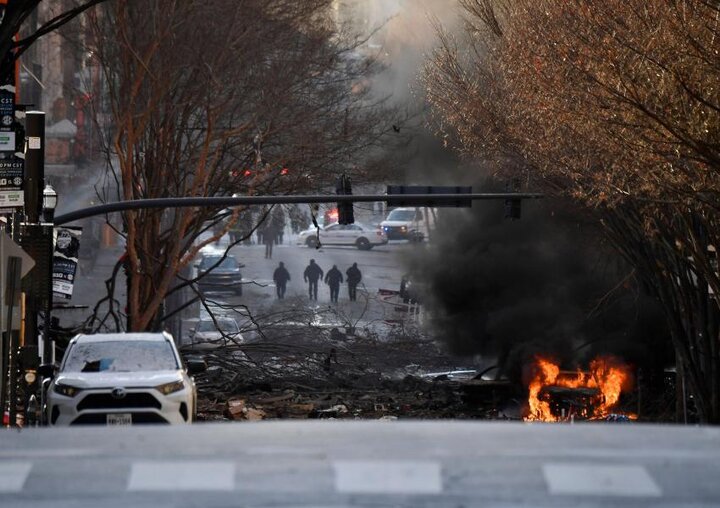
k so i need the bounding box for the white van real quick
[380,207,436,241]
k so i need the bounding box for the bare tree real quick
[86,0,395,331]
[0,0,108,82]
[424,0,720,421]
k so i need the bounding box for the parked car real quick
[296,222,387,250]
[43,332,205,426]
[189,317,243,349]
[196,254,244,295]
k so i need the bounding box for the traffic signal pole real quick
[17,111,48,425]
[21,112,46,354]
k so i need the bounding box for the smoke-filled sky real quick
[339,0,464,183]
[344,0,459,100]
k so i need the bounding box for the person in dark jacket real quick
[273,262,291,299]
[263,222,277,259]
[346,262,362,301]
[303,259,324,300]
[325,265,343,303]
[271,206,286,245]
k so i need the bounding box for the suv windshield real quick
[387,210,417,221]
[62,340,179,372]
[199,256,238,271]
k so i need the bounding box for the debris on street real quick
[186,321,519,422]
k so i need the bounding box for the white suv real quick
[44,332,205,426]
[380,207,433,241]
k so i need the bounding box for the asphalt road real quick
[1,421,719,507]
[233,237,411,299]
[192,238,418,329]
[61,232,421,350]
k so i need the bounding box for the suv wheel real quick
[306,236,319,248]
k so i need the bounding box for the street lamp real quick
[41,184,57,368]
[43,184,57,223]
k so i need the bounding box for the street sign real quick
[0,189,22,207]
[0,130,15,151]
[386,185,473,207]
[0,89,13,129]
[0,233,35,330]
[0,233,34,278]
[0,157,24,207]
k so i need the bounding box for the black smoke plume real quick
[404,180,670,382]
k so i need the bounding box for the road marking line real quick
[128,461,235,491]
[543,463,662,497]
[0,462,32,492]
[333,460,442,494]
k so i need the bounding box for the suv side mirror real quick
[186,358,207,375]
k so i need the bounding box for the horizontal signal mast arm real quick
[54,193,544,225]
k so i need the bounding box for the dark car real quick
[196,254,244,295]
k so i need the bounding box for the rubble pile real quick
[187,326,520,421]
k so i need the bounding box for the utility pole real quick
[21,111,45,351]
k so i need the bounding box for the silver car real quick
[44,332,205,426]
[189,317,244,350]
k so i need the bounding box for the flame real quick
[525,356,633,422]
[527,358,560,422]
[325,208,339,223]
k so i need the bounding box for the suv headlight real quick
[54,382,82,397]
[155,380,185,395]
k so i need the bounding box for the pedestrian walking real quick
[303,259,324,300]
[271,206,286,245]
[346,262,362,301]
[325,265,343,303]
[263,222,277,259]
[289,205,301,234]
[273,262,291,299]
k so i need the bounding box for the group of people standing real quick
[272,260,362,302]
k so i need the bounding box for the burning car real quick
[524,356,635,422]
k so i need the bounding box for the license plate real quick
[107,413,132,425]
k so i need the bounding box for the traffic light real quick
[504,178,521,220]
[336,174,354,225]
[504,197,521,220]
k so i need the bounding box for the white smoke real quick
[340,0,460,101]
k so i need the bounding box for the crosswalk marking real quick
[0,462,32,492]
[0,458,672,500]
[543,463,662,497]
[333,460,442,494]
[127,461,235,491]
